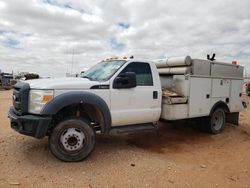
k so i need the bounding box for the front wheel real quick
[49,117,95,162]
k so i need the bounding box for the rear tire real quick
[49,117,95,162]
[204,108,226,134]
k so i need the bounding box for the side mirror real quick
[113,72,137,89]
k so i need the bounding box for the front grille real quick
[13,82,30,115]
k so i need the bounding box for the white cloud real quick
[0,1,6,9]
[0,0,250,77]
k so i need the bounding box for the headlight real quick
[28,89,54,114]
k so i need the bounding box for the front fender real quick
[41,91,111,132]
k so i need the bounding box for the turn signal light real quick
[42,95,53,102]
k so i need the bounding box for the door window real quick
[120,62,153,86]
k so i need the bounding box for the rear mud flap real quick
[226,112,239,126]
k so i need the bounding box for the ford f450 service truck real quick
[8,56,246,161]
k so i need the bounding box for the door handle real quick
[153,91,158,99]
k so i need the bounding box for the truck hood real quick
[25,77,105,90]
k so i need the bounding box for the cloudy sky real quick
[0,0,250,77]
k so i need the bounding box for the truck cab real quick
[8,58,163,161]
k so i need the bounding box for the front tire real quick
[49,117,95,162]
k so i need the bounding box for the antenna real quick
[71,48,75,75]
[66,47,69,74]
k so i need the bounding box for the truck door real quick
[110,62,161,126]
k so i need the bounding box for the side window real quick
[121,62,153,86]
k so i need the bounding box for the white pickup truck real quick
[8,56,246,161]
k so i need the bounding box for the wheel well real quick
[50,103,105,132]
[210,101,230,116]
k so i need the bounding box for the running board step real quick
[109,123,157,135]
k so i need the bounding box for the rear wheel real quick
[49,117,95,162]
[204,108,226,134]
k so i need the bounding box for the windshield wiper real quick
[82,76,99,81]
[82,76,92,80]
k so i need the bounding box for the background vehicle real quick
[0,72,15,90]
[246,82,250,96]
[8,56,246,161]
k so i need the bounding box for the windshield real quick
[81,60,126,81]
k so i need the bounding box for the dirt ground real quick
[0,89,250,188]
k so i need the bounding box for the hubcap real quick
[212,111,224,131]
[60,128,85,152]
